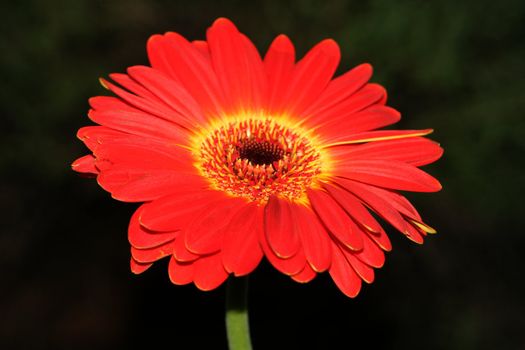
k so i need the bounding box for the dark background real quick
[2,0,524,349]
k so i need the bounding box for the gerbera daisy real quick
[72,18,442,298]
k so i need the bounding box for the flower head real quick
[72,18,442,297]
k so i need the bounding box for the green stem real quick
[225,276,252,350]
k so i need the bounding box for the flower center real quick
[197,118,321,203]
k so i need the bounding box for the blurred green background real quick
[2,0,524,349]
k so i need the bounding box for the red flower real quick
[72,18,442,297]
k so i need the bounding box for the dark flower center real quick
[237,139,285,166]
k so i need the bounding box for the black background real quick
[2,0,524,349]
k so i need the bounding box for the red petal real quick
[258,208,306,275]
[147,33,225,116]
[329,242,362,298]
[88,103,187,142]
[193,253,229,291]
[128,206,177,249]
[292,204,332,272]
[72,155,98,174]
[140,190,224,232]
[185,198,247,255]
[127,65,206,126]
[331,137,443,167]
[130,240,174,263]
[168,256,194,285]
[362,186,422,221]
[97,168,204,202]
[307,189,363,251]
[93,138,194,172]
[284,39,340,117]
[303,63,373,117]
[264,34,295,114]
[323,182,382,234]
[291,264,317,283]
[334,159,442,192]
[404,223,425,244]
[333,178,408,234]
[315,105,400,142]
[192,40,210,59]
[354,232,386,268]
[264,196,301,258]
[207,18,264,113]
[222,203,264,276]
[172,235,199,262]
[338,244,375,283]
[130,258,153,274]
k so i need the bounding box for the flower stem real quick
[225,276,252,350]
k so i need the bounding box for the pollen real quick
[197,118,322,203]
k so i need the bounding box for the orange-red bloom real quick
[72,18,442,297]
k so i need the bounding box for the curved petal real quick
[291,264,317,283]
[168,256,194,285]
[307,189,363,251]
[130,258,153,274]
[292,203,332,272]
[264,196,301,258]
[130,240,174,263]
[140,190,224,232]
[303,63,373,118]
[147,33,225,116]
[184,197,247,255]
[71,155,98,175]
[128,206,177,249]
[330,136,443,167]
[264,34,295,114]
[193,253,229,291]
[333,159,442,192]
[329,242,362,298]
[207,18,265,113]
[222,203,264,276]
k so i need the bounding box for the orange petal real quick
[130,258,153,274]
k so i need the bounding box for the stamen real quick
[197,119,321,203]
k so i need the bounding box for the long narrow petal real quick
[303,63,372,117]
[264,196,301,258]
[305,83,385,126]
[338,244,375,283]
[329,242,362,298]
[323,182,382,234]
[307,189,363,251]
[264,34,295,114]
[315,105,400,141]
[207,18,264,113]
[331,137,443,167]
[222,203,264,276]
[284,39,340,117]
[97,168,204,202]
[323,129,434,147]
[147,33,225,116]
[333,159,442,192]
[292,203,332,272]
[333,178,408,234]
